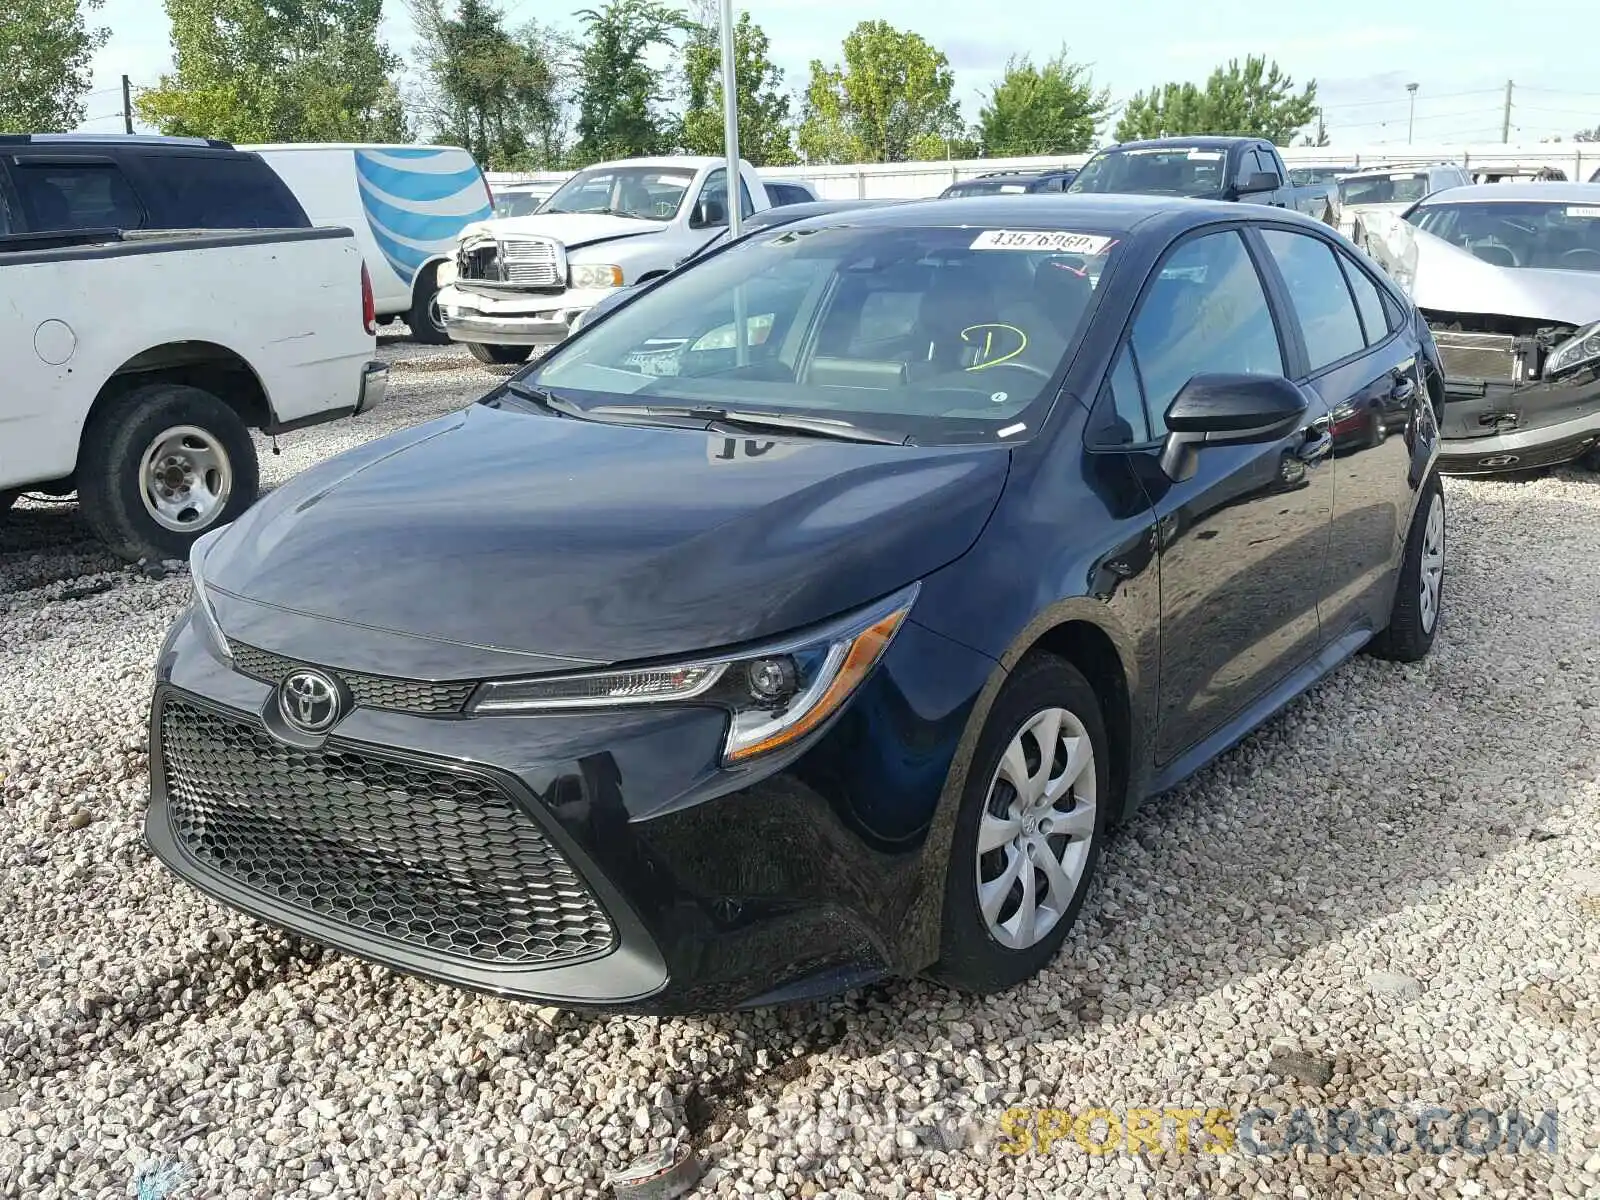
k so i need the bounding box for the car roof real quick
[1416,181,1600,205]
[746,199,900,225]
[0,132,234,150]
[1341,163,1463,180]
[1099,136,1261,152]
[774,193,1327,238]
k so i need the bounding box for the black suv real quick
[938,168,1078,198]
[0,134,309,235]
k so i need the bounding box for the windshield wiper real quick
[585,404,909,445]
[501,379,588,419]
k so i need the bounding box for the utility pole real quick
[121,75,133,134]
[1502,80,1513,143]
[1406,83,1418,145]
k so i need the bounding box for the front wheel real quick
[408,262,451,345]
[930,654,1110,994]
[77,382,260,563]
[1367,473,1444,662]
[467,343,532,365]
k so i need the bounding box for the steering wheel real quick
[969,359,1053,381]
[1560,248,1600,270]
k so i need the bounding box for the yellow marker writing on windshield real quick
[961,324,1028,371]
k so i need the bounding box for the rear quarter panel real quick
[0,232,372,487]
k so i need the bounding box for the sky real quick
[80,0,1600,149]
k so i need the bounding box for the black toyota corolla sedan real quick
[148,196,1447,1012]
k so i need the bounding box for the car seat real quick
[906,267,998,375]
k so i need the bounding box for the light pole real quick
[1406,83,1419,145]
[719,0,741,242]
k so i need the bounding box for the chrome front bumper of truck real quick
[437,283,606,348]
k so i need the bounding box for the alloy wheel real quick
[976,706,1098,950]
[1419,491,1444,633]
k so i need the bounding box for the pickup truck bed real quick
[1,226,386,561]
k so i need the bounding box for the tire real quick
[930,654,1111,994]
[77,382,260,563]
[1578,444,1600,472]
[1367,472,1444,662]
[467,342,532,366]
[407,262,451,345]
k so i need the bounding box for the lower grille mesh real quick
[159,698,616,965]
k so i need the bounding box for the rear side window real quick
[140,154,310,228]
[10,161,145,231]
[1338,254,1392,346]
[766,183,812,207]
[1259,228,1365,373]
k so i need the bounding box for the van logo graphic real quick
[353,148,492,289]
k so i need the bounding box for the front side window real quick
[1260,229,1366,372]
[1130,231,1284,436]
[541,166,693,220]
[530,224,1125,444]
[1068,146,1228,198]
[1404,200,1600,271]
[11,161,144,231]
[1088,344,1152,445]
[696,169,756,226]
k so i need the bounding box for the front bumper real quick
[144,604,995,1011]
[438,283,610,347]
[1436,369,1600,475]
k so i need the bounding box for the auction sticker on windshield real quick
[1567,206,1600,218]
[971,230,1115,254]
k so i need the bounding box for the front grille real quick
[231,644,474,715]
[500,237,561,286]
[159,698,616,966]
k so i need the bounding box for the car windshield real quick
[1405,200,1600,271]
[494,191,549,218]
[541,166,692,220]
[528,223,1123,444]
[1289,166,1345,187]
[1340,173,1432,206]
[1068,147,1227,197]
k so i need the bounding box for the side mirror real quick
[1237,171,1281,194]
[1159,373,1308,481]
[691,197,727,228]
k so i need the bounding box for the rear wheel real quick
[78,382,260,563]
[1367,473,1444,662]
[408,262,451,345]
[931,654,1110,994]
[467,343,532,366]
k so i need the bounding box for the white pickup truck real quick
[436,155,773,365]
[0,226,387,562]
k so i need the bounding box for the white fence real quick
[488,142,1598,201]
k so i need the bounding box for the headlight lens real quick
[436,259,457,287]
[1546,322,1600,377]
[570,263,624,289]
[467,584,919,763]
[188,527,231,660]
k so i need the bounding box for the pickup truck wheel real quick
[408,263,451,345]
[467,343,532,365]
[78,383,260,563]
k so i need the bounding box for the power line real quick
[1318,88,1502,112]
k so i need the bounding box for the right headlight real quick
[188,526,232,661]
[467,584,919,764]
[570,263,624,290]
[1545,322,1600,377]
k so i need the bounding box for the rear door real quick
[1253,224,1422,641]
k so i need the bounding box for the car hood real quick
[1358,212,1600,324]
[457,212,668,252]
[203,404,1011,666]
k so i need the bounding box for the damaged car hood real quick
[1359,212,1600,324]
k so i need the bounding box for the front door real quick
[1118,228,1336,764]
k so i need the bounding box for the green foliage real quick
[798,21,961,164]
[408,0,567,169]
[0,0,109,132]
[137,0,407,143]
[571,0,682,165]
[1576,125,1599,144]
[977,49,1109,157]
[680,11,794,165]
[1114,55,1318,145]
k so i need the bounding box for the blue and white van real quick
[247,143,492,344]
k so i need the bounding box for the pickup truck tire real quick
[408,263,451,345]
[467,343,532,365]
[78,382,260,563]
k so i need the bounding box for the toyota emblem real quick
[278,669,343,733]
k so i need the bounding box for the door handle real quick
[1390,375,1417,403]
[1295,421,1333,463]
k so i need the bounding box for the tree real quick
[1300,111,1329,147]
[1576,125,1599,143]
[571,0,682,165]
[977,49,1109,157]
[1114,55,1318,145]
[798,21,962,164]
[0,0,109,132]
[680,9,794,165]
[137,0,407,143]
[406,0,567,169]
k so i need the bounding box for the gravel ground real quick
[2,340,1596,1199]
